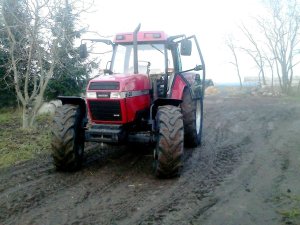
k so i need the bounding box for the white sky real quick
[82,0,265,83]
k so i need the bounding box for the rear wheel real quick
[181,88,203,147]
[153,105,184,178]
[51,104,85,171]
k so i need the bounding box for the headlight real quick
[86,92,97,98]
[110,92,126,99]
[110,92,122,99]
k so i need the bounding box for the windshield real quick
[112,44,166,74]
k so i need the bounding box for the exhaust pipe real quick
[133,24,141,74]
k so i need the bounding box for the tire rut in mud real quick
[0,144,128,225]
[122,97,255,225]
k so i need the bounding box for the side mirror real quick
[181,39,192,56]
[79,43,88,58]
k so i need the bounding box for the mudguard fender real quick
[170,73,203,100]
[170,75,187,100]
[57,96,87,117]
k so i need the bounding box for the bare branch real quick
[226,36,243,88]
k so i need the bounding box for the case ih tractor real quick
[51,25,206,178]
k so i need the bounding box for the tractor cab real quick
[112,31,168,76]
[82,30,203,94]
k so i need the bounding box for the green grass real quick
[274,193,300,224]
[279,208,300,219]
[0,110,52,168]
[0,110,17,124]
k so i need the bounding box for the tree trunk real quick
[21,98,42,128]
[281,64,289,94]
[22,107,33,128]
[237,67,243,89]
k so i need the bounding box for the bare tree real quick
[257,0,300,93]
[239,24,267,86]
[1,0,61,128]
[227,0,300,93]
[226,37,243,88]
[1,0,93,128]
[265,56,275,91]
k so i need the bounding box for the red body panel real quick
[170,73,198,99]
[86,95,151,124]
[125,95,150,123]
[87,74,150,91]
[86,74,151,124]
[170,75,186,100]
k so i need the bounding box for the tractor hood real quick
[87,74,150,92]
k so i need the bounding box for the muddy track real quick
[1,95,300,225]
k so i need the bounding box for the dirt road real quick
[1,93,300,225]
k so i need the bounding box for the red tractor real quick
[51,25,206,178]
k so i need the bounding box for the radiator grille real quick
[89,82,120,90]
[89,100,122,121]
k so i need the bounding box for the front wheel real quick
[153,105,184,178]
[181,88,203,147]
[51,104,85,171]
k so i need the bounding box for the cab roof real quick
[114,31,168,43]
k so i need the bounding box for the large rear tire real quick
[153,105,184,178]
[51,104,85,171]
[181,88,203,147]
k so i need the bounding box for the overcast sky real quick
[82,0,264,83]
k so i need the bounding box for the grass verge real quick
[274,193,300,224]
[0,109,52,168]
